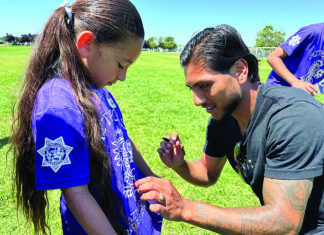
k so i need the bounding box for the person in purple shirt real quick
[10,0,162,234]
[266,23,324,96]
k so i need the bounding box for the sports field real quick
[0,46,323,234]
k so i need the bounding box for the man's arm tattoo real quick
[190,178,313,234]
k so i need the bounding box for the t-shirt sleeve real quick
[34,106,90,190]
[265,102,324,180]
[203,117,225,158]
[281,25,317,56]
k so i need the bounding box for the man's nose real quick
[193,91,205,106]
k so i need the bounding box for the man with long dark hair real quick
[136,24,324,234]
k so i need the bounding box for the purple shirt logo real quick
[37,137,73,173]
[288,35,301,46]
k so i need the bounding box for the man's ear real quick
[76,31,95,58]
[232,58,248,82]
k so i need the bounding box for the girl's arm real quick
[267,47,318,95]
[130,138,156,177]
[61,184,117,235]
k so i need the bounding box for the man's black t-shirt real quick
[203,84,324,233]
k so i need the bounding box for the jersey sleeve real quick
[264,102,324,180]
[34,106,90,190]
[281,25,317,56]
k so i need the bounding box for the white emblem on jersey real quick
[301,60,324,83]
[37,137,73,173]
[288,35,301,47]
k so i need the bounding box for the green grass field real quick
[1,46,323,234]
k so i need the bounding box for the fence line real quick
[142,47,277,59]
[249,47,277,59]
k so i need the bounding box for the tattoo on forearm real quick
[250,178,313,233]
[191,179,313,234]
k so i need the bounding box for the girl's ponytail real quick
[11,6,76,234]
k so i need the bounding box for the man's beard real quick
[213,92,242,121]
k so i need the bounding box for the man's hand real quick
[135,176,188,221]
[158,132,185,169]
[135,176,313,234]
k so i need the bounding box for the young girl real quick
[11,0,162,234]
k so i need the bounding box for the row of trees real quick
[1,25,285,48]
[142,25,285,51]
[143,36,178,50]
[1,33,37,44]
[1,33,179,49]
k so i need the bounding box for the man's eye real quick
[118,62,124,70]
[200,84,209,90]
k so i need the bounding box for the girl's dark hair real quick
[10,0,144,234]
[180,24,259,82]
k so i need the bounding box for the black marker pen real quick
[162,137,176,145]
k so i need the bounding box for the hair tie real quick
[61,0,72,22]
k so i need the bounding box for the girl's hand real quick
[158,132,185,169]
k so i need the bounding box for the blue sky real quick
[1,0,324,47]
